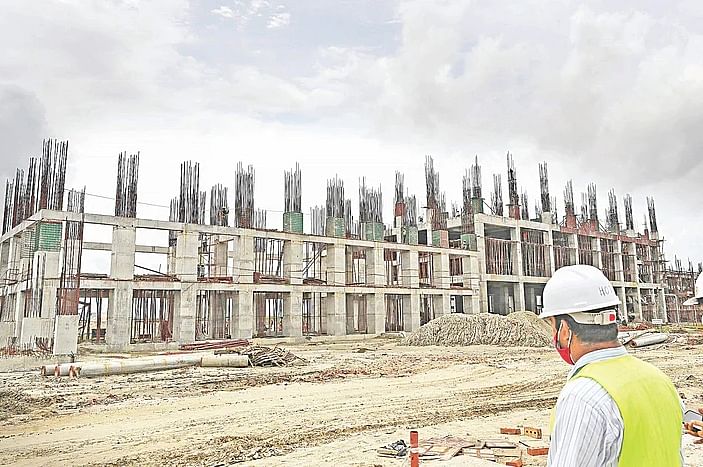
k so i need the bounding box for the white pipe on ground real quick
[41,354,204,377]
[630,333,668,348]
[200,354,249,368]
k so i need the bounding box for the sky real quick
[0,0,701,269]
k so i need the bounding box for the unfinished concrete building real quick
[0,143,693,354]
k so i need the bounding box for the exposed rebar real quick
[539,162,550,213]
[647,197,658,233]
[115,152,139,218]
[284,163,301,213]
[624,194,634,230]
[234,162,255,228]
[210,184,229,226]
[326,176,345,218]
[491,174,503,216]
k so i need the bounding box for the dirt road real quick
[1,338,702,466]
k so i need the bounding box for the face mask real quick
[554,321,575,365]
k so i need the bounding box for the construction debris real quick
[403,312,551,347]
[376,439,407,458]
[234,345,306,367]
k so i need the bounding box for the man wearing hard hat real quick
[540,265,684,466]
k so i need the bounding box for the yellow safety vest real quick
[551,354,682,466]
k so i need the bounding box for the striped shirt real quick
[548,346,685,467]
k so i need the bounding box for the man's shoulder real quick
[559,376,614,409]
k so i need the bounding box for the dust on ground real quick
[0,337,701,466]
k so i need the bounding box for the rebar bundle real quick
[359,178,383,224]
[344,198,354,236]
[168,197,179,245]
[310,205,326,235]
[394,172,404,207]
[235,162,255,228]
[253,208,267,229]
[2,139,68,234]
[210,184,229,226]
[326,176,345,218]
[607,189,619,232]
[38,139,68,212]
[520,191,529,220]
[647,197,658,233]
[564,180,574,216]
[587,183,598,222]
[491,174,503,216]
[507,152,519,206]
[403,194,417,227]
[471,156,482,199]
[624,194,634,231]
[284,163,301,213]
[580,193,588,222]
[424,155,440,208]
[539,162,550,213]
[461,169,474,234]
[178,161,205,225]
[115,152,139,218]
[551,196,558,223]
[57,187,85,316]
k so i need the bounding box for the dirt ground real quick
[1,336,702,467]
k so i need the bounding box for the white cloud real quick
[0,0,701,263]
[211,6,234,18]
[267,12,290,28]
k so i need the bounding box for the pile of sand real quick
[403,311,552,347]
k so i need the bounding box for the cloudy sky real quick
[1,0,701,267]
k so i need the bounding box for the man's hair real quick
[555,314,618,344]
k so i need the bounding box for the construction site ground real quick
[1,337,703,466]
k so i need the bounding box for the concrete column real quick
[366,247,385,286]
[512,228,523,277]
[232,290,253,338]
[592,236,602,269]
[433,252,450,288]
[283,240,303,285]
[614,240,625,282]
[110,226,136,280]
[324,244,346,286]
[514,282,525,312]
[656,288,668,322]
[546,230,555,276]
[106,283,133,348]
[175,230,198,281]
[464,294,480,314]
[53,314,78,354]
[325,292,346,336]
[401,250,419,288]
[283,290,303,337]
[367,292,385,334]
[403,292,420,332]
[234,234,255,284]
[432,293,451,317]
[479,280,489,313]
[174,284,197,343]
[616,287,626,323]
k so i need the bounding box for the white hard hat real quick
[540,265,621,323]
[683,272,703,306]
